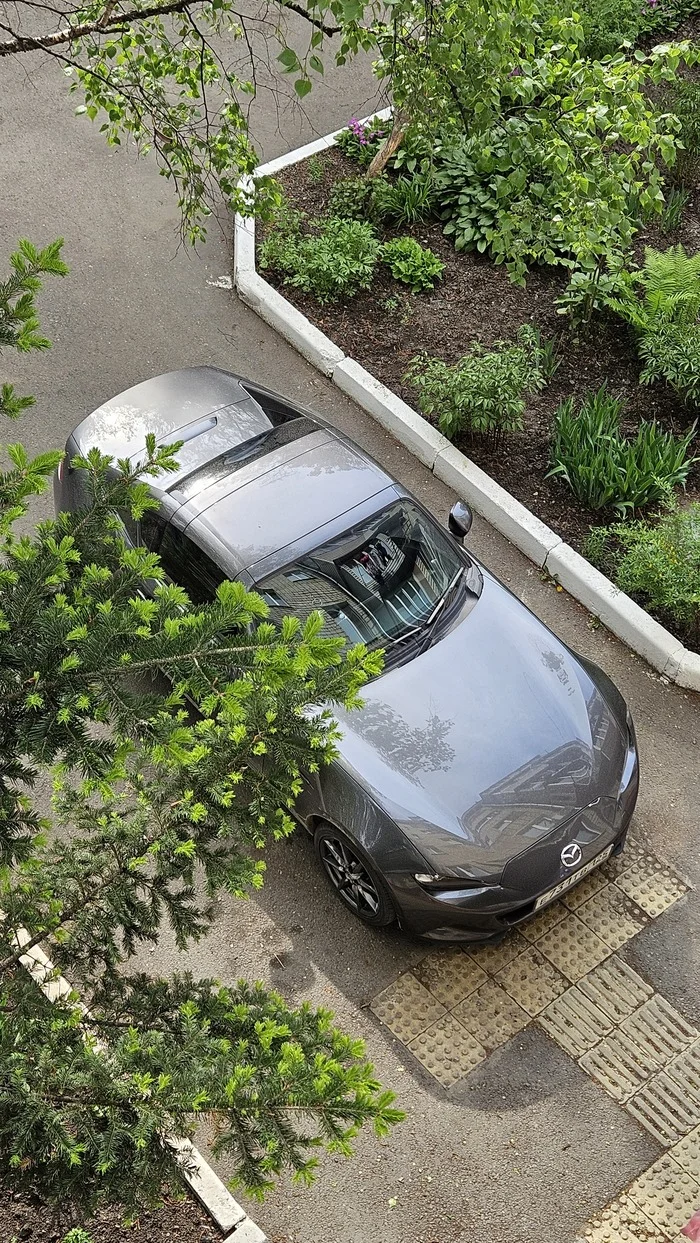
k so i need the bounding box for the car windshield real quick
[256,500,468,651]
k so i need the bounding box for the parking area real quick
[2,43,699,1243]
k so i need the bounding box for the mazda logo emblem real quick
[561,843,583,869]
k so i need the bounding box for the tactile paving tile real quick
[535,912,612,982]
[465,932,529,975]
[576,884,649,951]
[627,1153,700,1236]
[408,1013,486,1087]
[452,979,530,1052]
[626,1070,700,1147]
[520,900,568,942]
[670,1124,700,1179]
[538,982,614,1058]
[578,956,654,1025]
[579,1026,663,1103]
[585,1194,672,1243]
[495,944,568,1016]
[370,972,446,1043]
[603,837,648,880]
[413,948,487,1008]
[614,854,688,919]
[665,1041,700,1108]
[621,998,698,1068]
[563,868,611,910]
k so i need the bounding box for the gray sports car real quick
[55,366,639,942]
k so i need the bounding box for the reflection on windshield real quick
[257,500,465,649]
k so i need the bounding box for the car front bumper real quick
[389,725,640,943]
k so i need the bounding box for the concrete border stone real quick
[434,442,563,568]
[333,357,448,468]
[233,121,699,691]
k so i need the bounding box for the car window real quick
[256,500,464,649]
[158,525,227,604]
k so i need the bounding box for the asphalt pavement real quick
[2,38,699,1243]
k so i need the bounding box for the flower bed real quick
[255,67,700,657]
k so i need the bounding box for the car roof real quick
[72,366,397,576]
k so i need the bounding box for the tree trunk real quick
[366,110,411,178]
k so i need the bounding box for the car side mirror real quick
[448,500,473,542]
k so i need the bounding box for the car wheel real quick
[314,823,395,927]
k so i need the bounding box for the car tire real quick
[313,822,396,928]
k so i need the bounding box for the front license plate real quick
[533,844,614,911]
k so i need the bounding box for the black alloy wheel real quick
[314,823,395,927]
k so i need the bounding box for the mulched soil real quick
[266,145,700,561]
[0,1191,222,1243]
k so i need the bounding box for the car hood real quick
[332,571,629,880]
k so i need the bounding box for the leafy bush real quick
[259,216,381,303]
[576,0,700,59]
[327,175,375,221]
[606,245,700,403]
[335,116,389,166]
[548,387,697,513]
[372,172,438,225]
[382,237,445,292]
[663,77,700,186]
[429,38,687,286]
[61,1232,95,1243]
[586,501,700,644]
[404,326,545,441]
[660,186,690,234]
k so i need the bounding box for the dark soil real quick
[262,145,700,560]
[0,1191,222,1243]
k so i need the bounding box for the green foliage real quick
[576,0,700,59]
[335,116,390,166]
[548,387,697,513]
[426,26,693,285]
[586,500,700,643]
[662,76,700,186]
[62,1232,95,1243]
[382,237,445,292]
[0,245,400,1214]
[260,216,381,303]
[0,239,68,419]
[606,245,700,402]
[404,325,546,440]
[660,186,690,234]
[372,173,438,225]
[326,175,376,221]
[307,155,326,185]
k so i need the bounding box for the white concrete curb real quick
[232,120,700,692]
[14,930,269,1240]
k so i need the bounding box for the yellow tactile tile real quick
[465,932,529,975]
[563,868,611,910]
[520,900,568,942]
[538,982,614,1059]
[408,1013,487,1087]
[495,944,568,1016]
[413,948,488,1008]
[577,955,653,1025]
[585,1194,672,1243]
[370,972,446,1043]
[671,1125,700,1180]
[627,1153,700,1236]
[452,978,530,1053]
[535,911,612,982]
[577,884,649,951]
[614,856,688,919]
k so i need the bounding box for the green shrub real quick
[61,1232,95,1243]
[660,186,690,234]
[372,173,438,226]
[606,245,700,403]
[585,500,700,644]
[663,77,700,186]
[575,0,699,59]
[548,387,697,513]
[326,175,375,221]
[404,326,545,441]
[382,237,445,293]
[259,216,380,303]
[335,116,389,166]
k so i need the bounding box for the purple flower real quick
[510,66,523,76]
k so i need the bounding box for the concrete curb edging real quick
[232,116,700,693]
[14,931,268,1241]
